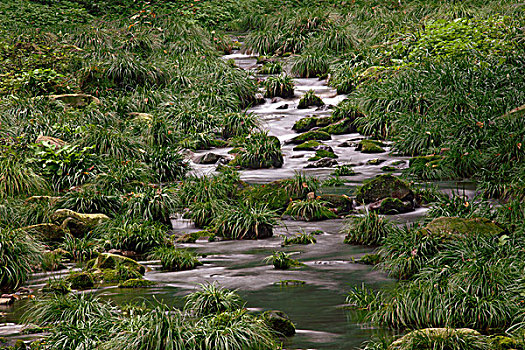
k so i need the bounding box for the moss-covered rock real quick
[51,209,109,236]
[118,278,156,288]
[318,118,355,135]
[262,310,296,337]
[318,194,353,215]
[293,140,322,151]
[49,93,101,107]
[298,92,324,109]
[93,253,145,275]
[369,197,413,214]
[23,223,66,242]
[356,175,414,204]
[355,253,382,265]
[389,328,483,350]
[356,140,386,153]
[67,272,94,290]
[292,117,318,132]
[422,217,504,239]
[308,149,338,161]
[288,130,331,144]
[176,230,216,243]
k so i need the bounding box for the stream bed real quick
[0,52,476,349]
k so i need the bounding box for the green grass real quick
[184,283,244,317]
[213,202,278,239]
[343,212,395,246]
[284,199,337,221]
[263,74,294,98]
[230,132,283,169]
[149,246,202,271]
[0,227,43,292]
[291,52,330,78]
[264,251,302,270]
[281,231,316,246]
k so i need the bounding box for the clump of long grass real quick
[291,52,331,78]
[213,202,278,239]
[184,283,244,317]
[149,246,202,271]
[343,212,395,246]
[284,199,337,221]
[0,227,43,292]
[230,132,283,169]
[263,74,294,98]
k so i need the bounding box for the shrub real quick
[149,246,202,271]
[0,227,43,292]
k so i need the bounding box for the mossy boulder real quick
[422,217,504,239]
[355,253,382,265]
[369,197,413,214]
[305,158,338,168]
[298,93,324,109]
[318,194,353,215]
[293,140,322,151]
[67,272,95,290]
[318,118,355,135]
[23,223,66,242]
[308,149,338,161]
[262,310,296,337]
[51,209,109,236]
[288,130,331,144]
[389,328,483,350]
[35,136,67,149]
[292,117,318,132]
[93,253,145,275]
[118,278,156,288]
[356,175,414,204]
[356,140,385,153]
[49,94,101,107]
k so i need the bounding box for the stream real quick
[0,52,476,349]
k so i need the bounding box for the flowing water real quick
[0,52,478,349]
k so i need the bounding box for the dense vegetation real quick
[0,0,524,349]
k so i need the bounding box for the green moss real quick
[262,310,296,337]
[308,149,337,161]
[276,280,306,286]
[94,253,145,275]
[332,165,355,176]
[356,174,414,204]
[318,118,354,135]
[67,272,94,290]
[356,253,382,265]
[176,230,215,243]
[422,217,504,239]
[293,140,322,151]
[292,117,318,132]
[289,130,331,144]
[297,91,324,109]
[381,166,397,172]
[118,278,156,288]
[374,197,413,214]
[356,140,385,153]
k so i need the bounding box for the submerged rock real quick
[262,310,296,337]
[369,197,413,214]
[318,118,355,135]
[305,158,338,168]
[422,217,504,238]
[356,174,414,204]
[195,152,223,164]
